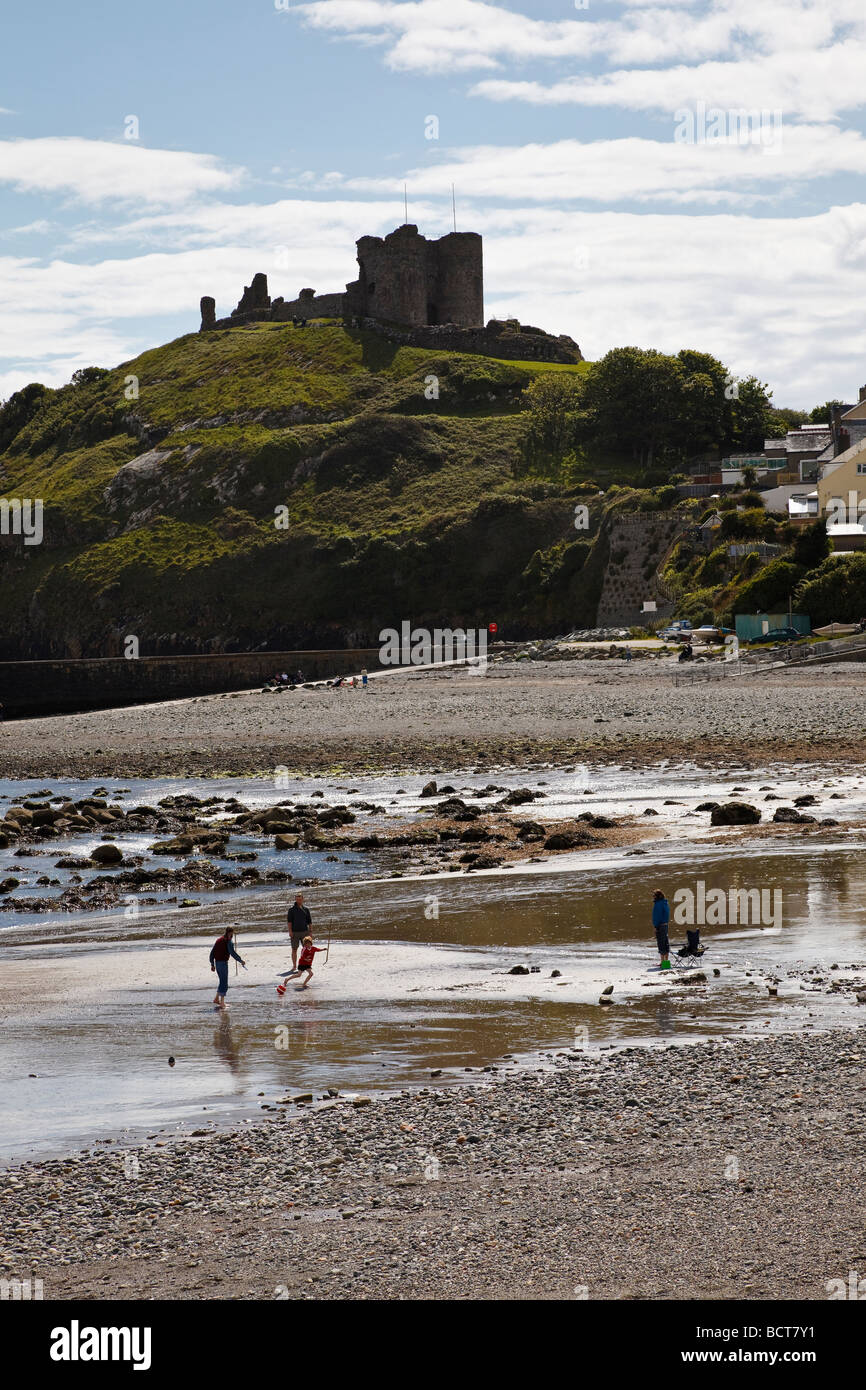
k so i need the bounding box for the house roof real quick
[820,439,866,474]
[785,430,832,452]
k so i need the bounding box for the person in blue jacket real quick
[652,890,671,967]
[209,927,245,1008]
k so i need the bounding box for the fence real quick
[609,510,685,526]
[674,631,866,684]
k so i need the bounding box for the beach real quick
[1,657,865,1303]
[1,660,865,780]
[3,1028,864,1300]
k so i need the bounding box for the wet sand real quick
[1,660,865,779]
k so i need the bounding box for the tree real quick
[720,508,766,539]
[581,347,687,466]
[809,400,846,424]
[736,558,803,612]
[792,519,830,569]
[70,366,110,388]
[765,406,808,436]
[523,373,584,458]
[0,382,50,453]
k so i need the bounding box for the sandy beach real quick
[1,660,865,779]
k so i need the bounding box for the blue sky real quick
[3,0,866,406]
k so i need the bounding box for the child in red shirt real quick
[297,935,324,987]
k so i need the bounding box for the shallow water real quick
[2,759,865,1164]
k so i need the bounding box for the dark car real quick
[751,627,805,644]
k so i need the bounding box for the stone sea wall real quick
[0,649,383,717]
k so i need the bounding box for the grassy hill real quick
[0,321,602,658]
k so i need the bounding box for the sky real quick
[2,0,866,407]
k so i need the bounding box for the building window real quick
[857,463,866,474]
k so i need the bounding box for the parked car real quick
[660,620,693,641]
[751,627,805,644]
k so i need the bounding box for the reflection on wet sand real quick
[212,1011,242,1078]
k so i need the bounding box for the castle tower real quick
[430,232,483,327]
[345,225,483,328]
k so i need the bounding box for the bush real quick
[735,558,803,613]
[675,591,716,626]
[719,507,766,539]
[796,554,866,625]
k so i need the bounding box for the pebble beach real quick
[3,1029,863,1301]
[0,660,864,780]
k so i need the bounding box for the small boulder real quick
[499,788,540,806]
[543,829,598,850]
[274,834,299,850]
[710,802,760,826]
[91,843,123,864]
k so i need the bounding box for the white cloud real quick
[474,42,866,122]
[0,138,245,207]
[291,1,866,122]
[338,125,866,206]
[292,0,866,77]
[293,0,610,70]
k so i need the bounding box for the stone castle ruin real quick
[199,224,581,364]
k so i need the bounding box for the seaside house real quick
[832,389,866,455]
[817,439,866,550]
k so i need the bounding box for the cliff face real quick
[0,321,598,659]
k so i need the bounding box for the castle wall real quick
[271,290,344,321]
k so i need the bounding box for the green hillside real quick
[5,321,854,659]
[0,321,599,658]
